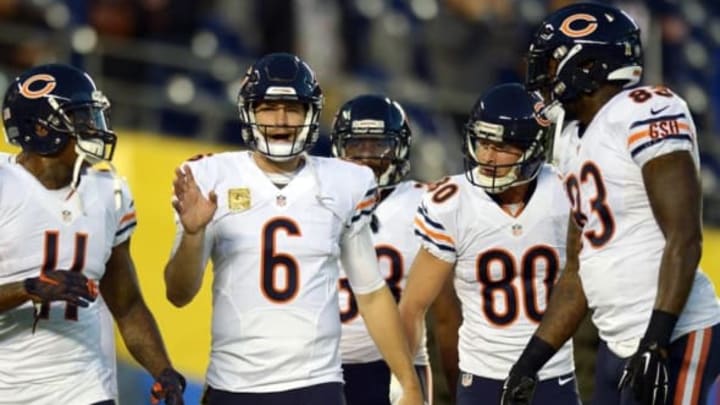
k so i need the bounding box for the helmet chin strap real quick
[71,148,123,211]
[540,101,566,167]
[376,163,396,189]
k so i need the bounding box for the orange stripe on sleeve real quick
[628,130,649,146]
[119,211,136,225]
[627,122,693,147]
[355,197,376,211]
[414,218,455,245]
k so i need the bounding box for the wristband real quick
[512,335,557,376]
[643,309,678,348]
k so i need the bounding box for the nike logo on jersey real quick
[558,376,575,386]
[650,105,670,115]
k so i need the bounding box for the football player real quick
[502,3,720,405]
[163,53,424,405]
[0,64,184,405]
[399,83,579,405]
[330,94,435,405]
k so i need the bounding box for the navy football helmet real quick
[237,53,323,161]
[464,83,551,193]
[331,94,411,189]
[526,2,643,103]
[2,63,116,162]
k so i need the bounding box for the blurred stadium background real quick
[0,0,718,404]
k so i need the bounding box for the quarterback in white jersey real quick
[0,64,184,405]
[164,53,423,405]
[400,84,579,405]
[505,4,720,405]
[330,94,432,405]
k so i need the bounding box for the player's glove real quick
[500,372,538,405]
[24,270,98,307]
[618,310,677,405]
[151,367,186,405]
[500,335,557,404]
[618,341,669,405]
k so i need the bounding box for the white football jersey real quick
[177,151,381,393]
[414,166,575,380]
[339,180,430,365]
[559,85,720,343]
[0,163,134,404]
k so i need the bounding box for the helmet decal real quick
[559,13,598,38]
[19,74,57,99]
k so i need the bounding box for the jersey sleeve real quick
[344,166,379,237]
[623,87,697,167]
[413,181,459,264]
[113,177,137,246]
[340,224,385,294]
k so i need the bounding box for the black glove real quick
[617,309,677,405]
[618,340,669,405]
[500,335,557,404]
[151,368,186,405]
[24,270,98,307]
[501,372,538,405]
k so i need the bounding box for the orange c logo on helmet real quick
[559,13,598,38]
[19,74,56,99]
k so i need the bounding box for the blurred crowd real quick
[1,0,720,219]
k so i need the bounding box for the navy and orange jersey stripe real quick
[413,203,455,253]
[350,187,378,224]
[627,113,694,158]
[116,209,137,237]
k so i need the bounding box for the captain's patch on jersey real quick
[228,188,251,212]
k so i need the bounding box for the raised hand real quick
[24,270,98,307]
[172,165,217,234]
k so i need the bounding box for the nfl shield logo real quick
[512,223,523,236]
[276,195,286,207]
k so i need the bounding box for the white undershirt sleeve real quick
[340,223,385,295]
